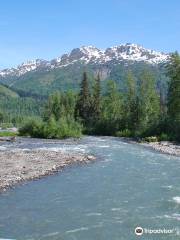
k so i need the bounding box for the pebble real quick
[0,149,96,192]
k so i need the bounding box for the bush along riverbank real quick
[19,116,82,139]
[19,53,180,142]
[19,91,83,139]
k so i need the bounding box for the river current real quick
[0,136,179,239]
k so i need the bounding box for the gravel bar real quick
[0,149,96,192]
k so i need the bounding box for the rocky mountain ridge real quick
[0,43,169,78]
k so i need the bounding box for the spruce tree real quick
[91,73,101,121]
[75,72,91,125]
[124,71,137,132]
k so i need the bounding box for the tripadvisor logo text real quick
[135,226,175,236]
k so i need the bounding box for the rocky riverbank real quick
[140,141,180,157]
[119,137,180,157]
[0,149,96,192]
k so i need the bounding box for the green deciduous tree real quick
[123,71,137,132]
[43,92,62,121]
[135,71,160,136]
[167,52,180,140]
[99,80,123,135]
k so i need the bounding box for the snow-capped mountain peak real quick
[79,46,103,59]
[0,59,50,77]
[105,43,168,64]
[0,43,169,78]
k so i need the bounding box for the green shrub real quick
[116,129,132,137]
[55,116,82,138]
[144,136,158,142]
[158,133,170,141]
[19,119,44,138]
[0,131,17,137]
[1,123,13,129]
[19,116,82,139]
[42,116,58,138]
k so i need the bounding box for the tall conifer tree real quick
[75,72,91,124]
[91,73,101,121]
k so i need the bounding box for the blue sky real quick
[0,0,180,69]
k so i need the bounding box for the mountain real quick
[0,84,19,98]
[0,43,170,95]
[0,43,169,78]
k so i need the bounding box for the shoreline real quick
[0,136,179,193]
[0,149,96,192]
[140,141,180,157]
[119,137,180,157]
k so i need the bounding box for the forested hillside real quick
[0,60,170,127]
[19,53,180,141]
[0,84,44,126]
[0,43,170,128]
[0,62,168,96]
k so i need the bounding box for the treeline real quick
[0,96,44,127]
[74,71,162,138]
[11,87,47,100]
[19,53,180,141]
[0,83,47,127]
[166,52,180,141]
[19,91,82,138]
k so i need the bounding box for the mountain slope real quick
[0,83,44,123]
[0,84,19,98]
[0,43,169,95]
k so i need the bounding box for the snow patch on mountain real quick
[104,43,168,64]
[0,59,50,77]
[0,43,169,78]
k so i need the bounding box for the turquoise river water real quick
[0,136,180,239]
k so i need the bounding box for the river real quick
[0,136,180,239]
